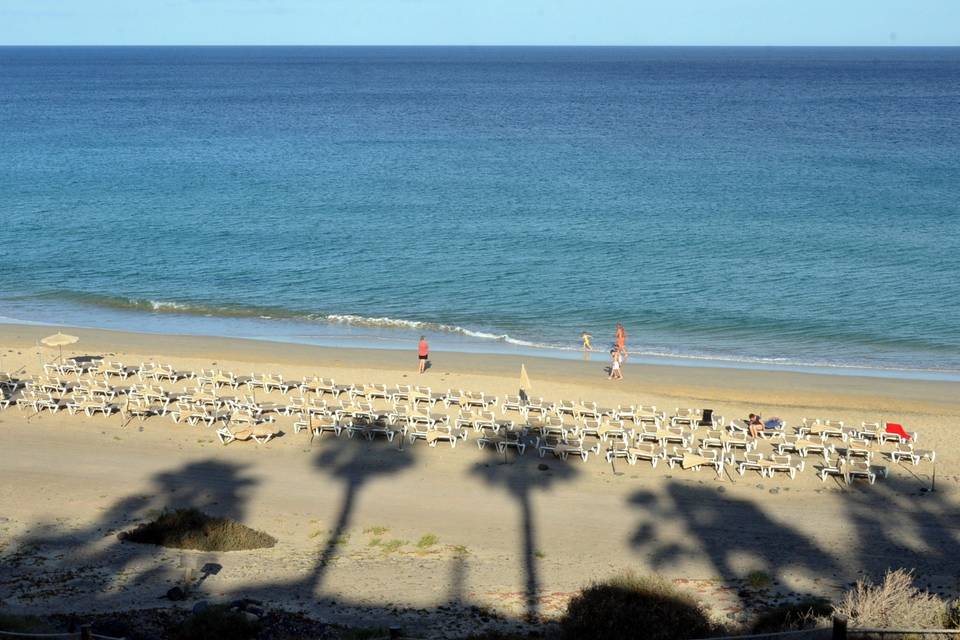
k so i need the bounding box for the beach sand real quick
[1,323,958,636]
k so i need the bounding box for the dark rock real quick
[537,463,549,471]
[166,587,187,601]
[192,601,209,615]
[717,486,726,493]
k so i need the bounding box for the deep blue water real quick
[2,47,960,376]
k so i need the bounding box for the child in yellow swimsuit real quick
[581,332,592,351]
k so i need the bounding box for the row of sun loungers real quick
[0,366,937,480]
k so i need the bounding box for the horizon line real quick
[2,43,959,48]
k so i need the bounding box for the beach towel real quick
[885,422,912,441]
[764,418,783,430]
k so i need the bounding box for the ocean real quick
[1,46,959,378]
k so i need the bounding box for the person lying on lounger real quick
[747,413,764,438]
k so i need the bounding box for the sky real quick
[0,0,958,46]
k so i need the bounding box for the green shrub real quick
[381,539,407,553]
[417,533,439,548]
[168,606,259,640]
[559,572,713,640]
[745,570,772,590]
[363,526,389,536]
[751,598,833,633]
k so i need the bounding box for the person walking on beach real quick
[580,332,593,352]
[608,349,623,380]
[417,335,429,374]
[615,322,626,357]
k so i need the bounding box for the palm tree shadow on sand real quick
[0,459,259,610]
[470,447,579,622]
[625,470,960,611]
[302,434,416,595]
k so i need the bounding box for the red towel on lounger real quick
[885,422,911,441]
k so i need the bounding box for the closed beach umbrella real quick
[40,332,79,363]
[519,364,532,401]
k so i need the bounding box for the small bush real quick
[835,569,946,629]
[559,572,713,640]
[122,508,276,551]
[328,532,351,547]
[417,533,439,549]
[945,600,960,629]
[381,539,407,553]
[751,598,833,633]
[0,613,55,633]
[168,606,259,640]
[363,526,389,536]
[745,570,772,589]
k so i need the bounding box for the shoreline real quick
[1,320,958,418]
[2,313,959,383]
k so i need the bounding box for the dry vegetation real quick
[559,571,714,640]
[751,598,833,633]
[835,569,950,630]
[121,508,277,552]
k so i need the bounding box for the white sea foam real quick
[148,300,190,311]
[323,313,556,350]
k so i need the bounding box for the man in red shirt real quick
[418,336,429,374]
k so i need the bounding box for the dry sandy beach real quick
[1,323,959,637]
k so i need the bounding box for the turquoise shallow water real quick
[1,47,959,376]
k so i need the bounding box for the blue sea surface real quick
[1,46,959,377]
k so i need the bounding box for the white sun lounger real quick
[765,454,803,479]
[841,458,888,485]
[626,442,660,467]
[889,443,936,465]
